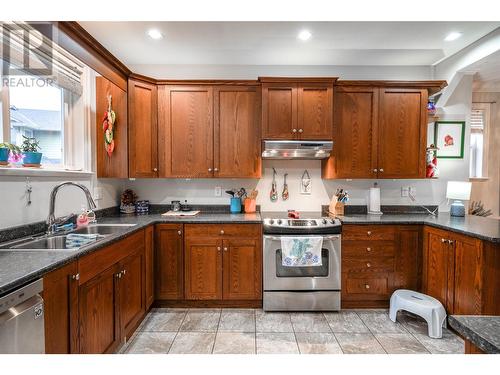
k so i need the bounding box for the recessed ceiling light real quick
[444,32,463,42]
[147,29,163,40]
[298,30,312,41]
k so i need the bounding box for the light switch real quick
[215,186,222,197]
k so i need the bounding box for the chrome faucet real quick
[46,182,97,234]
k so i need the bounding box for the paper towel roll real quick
[368,187,382,214]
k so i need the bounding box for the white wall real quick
[0,176,122,228]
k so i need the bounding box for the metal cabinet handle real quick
[208,168,213,172]
[366,262,371,268]
[298,128,303,133]
[72,273,80,281]
[365,284,370,289]
[122,269,126,275]
[153,167,158,172]
[178,230,182,235]
[292,128,297,133]
[217,247,221,252]
[366,247,372,252]
[379,168,384,172]
[220,230,225,235]
[214,168,219,172]
[372,169,378,173]
[116,272,121,279]
[223,247,228,252]
[367,231,372,236]
[448,239,454,245]
[441,238,447,243]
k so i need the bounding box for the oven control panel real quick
[263,217,342,235]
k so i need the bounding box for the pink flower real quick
[8,152,23,163]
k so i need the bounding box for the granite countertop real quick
[0,212,261,297]
[339,213,500,243]
[448,315,500,354]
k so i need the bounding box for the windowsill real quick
[0,166,94,178]
[469,177,490,182]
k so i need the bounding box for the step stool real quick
[389,289,447,339]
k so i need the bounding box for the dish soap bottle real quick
[77,205,90,228]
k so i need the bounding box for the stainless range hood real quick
[262,140,333,160]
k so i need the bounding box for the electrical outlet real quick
[93,187,103,200]
[401,186,409,197]
[215,186,222,197]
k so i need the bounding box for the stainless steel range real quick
[263,212,342,311]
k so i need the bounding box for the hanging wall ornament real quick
[300,170,312,195]
[102,94,116,157]
[270,167,278,202]
[282,172,289,201]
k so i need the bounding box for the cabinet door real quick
[96,76,128,178]
[262,83,297,139]
[155,224,184,300]
[214,86,261,178]
[423,229,453,311]
[297,83,333,139]
[323,87,379,178]
[453,236,483,314]
[128,79,158,177]
[78,266,120,354]
[145,225,154,309]
[222,238,262,300]
[159,85,214,177]
[43,261,79,354]
[184,237,222,300]
[119,249,146,340]
[378,88,427,178]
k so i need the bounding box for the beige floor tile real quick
[290,312,332,333]
[324,311,370,333]
[256,310,294,333]
[295,332,343,354]
[256,333,299,354]
[357,311,407,334]
[218,309,255,332]
[180,309,221,332]
[413,331,464,354]
[375,333,429,354]
[140,310,186,332]
[335,333,386,354]
[124,332,176,354]
[168,332,216,354]
[213,332,256,354]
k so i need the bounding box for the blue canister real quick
[230,197,242,213]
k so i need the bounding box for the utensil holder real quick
[244,198,256,213]
[335,202,345,216]
[230,197,242,213]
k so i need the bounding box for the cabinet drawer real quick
[342,225,396,241]
[342,242,395,257]
[184,224,261,238]
[342,257,395,273]
[345,277,388,294]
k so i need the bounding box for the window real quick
[469,104,490,178]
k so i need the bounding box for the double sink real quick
[0,224,137,251]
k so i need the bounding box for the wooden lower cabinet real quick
[341,224,420,308]
[422,226,499,315]
[183,224,262,304]
[155,224,184,300]
[145,225,155,309]
[43,261,79,354]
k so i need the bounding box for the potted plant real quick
[0,142,21,166]
[21,135,43,167]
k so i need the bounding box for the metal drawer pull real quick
[367,231,372,236]
[441,238,447,243]
[217,247,221,251]
[373,169,378,173]
[223,247,228,252]
[178,230,182,235]
[379,168,384,172]
[365,284,370,289]
[214,168,219,172]
[208,168,213,172]
[292,128,297,133]
[72,273,80,281]
[448,239,454,245]
[220,230,225,235]
[366,262,371,268]
[366,247,372,252]
[298,128,303,133]
[122,269,126,275]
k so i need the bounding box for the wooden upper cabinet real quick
[297,83,333,139]
[128,78,158,177]
[378,88,427,178]
[222,238,262,300]
[323,86,378,179]
[96,76,128,178]
[262,83,297,138]
[155,224,184,300]
[158,85,214,177]
[214,86,261,178]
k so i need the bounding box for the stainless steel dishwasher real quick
[0,279,45,353]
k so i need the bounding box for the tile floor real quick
[120,308,464,354]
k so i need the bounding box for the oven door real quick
[263,234,341,291]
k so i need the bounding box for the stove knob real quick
[322,219,327,224]
[269,219,274,225]
[277,219,282,225]
[330,219,335,224]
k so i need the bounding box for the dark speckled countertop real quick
[449,315,500,354]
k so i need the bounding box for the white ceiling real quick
[79,22,500,67]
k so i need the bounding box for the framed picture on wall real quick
[434,121,465,158]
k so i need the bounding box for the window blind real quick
[470,109,485,131]
[1,22,84,95]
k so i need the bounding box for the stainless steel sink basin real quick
[0,224,137,251]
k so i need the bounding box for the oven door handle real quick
[263,235,341,241]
